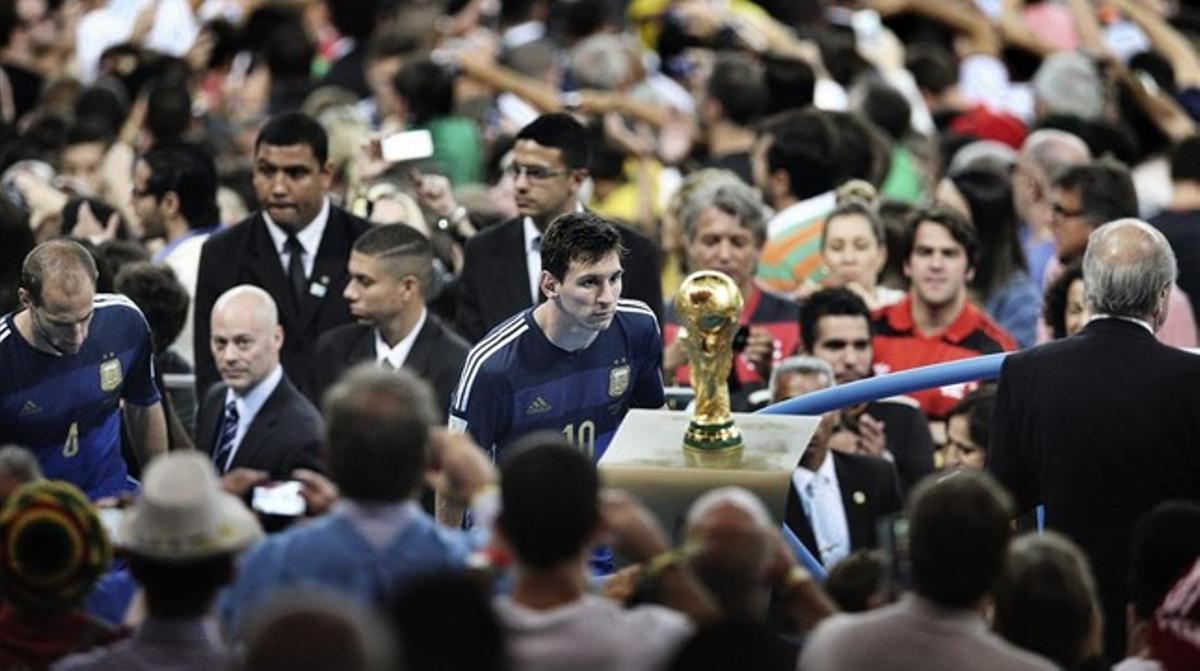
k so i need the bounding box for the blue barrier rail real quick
[756,353,1010,416]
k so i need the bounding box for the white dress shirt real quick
[792,454,851,568]
[374,308,427,370]
[264,197,331,281]
[219,364,283,472]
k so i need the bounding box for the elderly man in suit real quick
[196,285,322,481]
[311,224,469,417]
[454,113,662,344]
[193,112,371,400]
[989,219,1200,660]
[779,357,902,570]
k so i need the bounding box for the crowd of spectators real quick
[1,0,1200,668]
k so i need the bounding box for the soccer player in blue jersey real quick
[0,240,166,499]
[450,212,665,464]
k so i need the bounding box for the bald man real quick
[1012,129,1091,288]
[989,219,1200,660]
[1,239,166,499]
[196,285,323,481]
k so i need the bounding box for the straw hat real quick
[119,452,262,560]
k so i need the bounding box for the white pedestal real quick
[599,409,819,539]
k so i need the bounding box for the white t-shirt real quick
[494,594,693,671]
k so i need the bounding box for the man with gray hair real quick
[663,171,802,409]
[1011,129,1091,288]
[989,218,1200,660]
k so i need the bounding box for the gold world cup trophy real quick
[675,270,745,467]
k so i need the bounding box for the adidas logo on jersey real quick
[525,396,552,415]
[19,400,40,417]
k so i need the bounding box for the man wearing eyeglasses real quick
[454,113,663,344]
[1046,161,1197,347]
[0,240,167,499]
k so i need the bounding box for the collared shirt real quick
[375,308,427,370]
[1088,314,1155,335]
[334,498,419,551]
[263,197,331,280]
[219,364,283,471]
[152,225,219,264]
[792,454,850,568]
[523,216,543,305]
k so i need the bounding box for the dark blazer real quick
[196,373,324,480]
[865,398,936,493]
[309,315,470,418]
[192,206,372,400]
[989,318,1200,659]
[784,451,904,564]
[454,217,664,343]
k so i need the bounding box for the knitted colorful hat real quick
[0,480,111,613]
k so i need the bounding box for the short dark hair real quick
[20,239,99,305]
[758,109,841,200]
[946,384,996,453]
[1042,261,1084,340]
[64,117,114,148]
[146,83,192,143]
[515,113,590,170]
[142,142,220,230]
[706,52,767,127]
[499,436,599,570]
[114,262,189,354]
[128,554,235,618]
[859,81,911,141]
[352,224,434,296]
[539,211,625,281]
[1169,135,1200,183]
[993,532,1099,669]
[322,366,438,502]
[903,207,979,271]
[799,288,870,353]
[908,470,1014,608]
[1128,500,1200,620]
[1052,160,1138,227]
[393,58,456,126]
[906,44,957,95]
[764,57,815,116]
[255,112,328,165]
[265,20,315,81]
[826,112,891,188]
[824,549,889,613]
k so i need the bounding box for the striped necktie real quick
[213,400,239,474]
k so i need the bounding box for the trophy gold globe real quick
[674,270,744,467]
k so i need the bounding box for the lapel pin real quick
[853,491,866,505]
[309,281,327,298]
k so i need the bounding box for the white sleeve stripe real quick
[456,315,526,383]
[453,324,528,412]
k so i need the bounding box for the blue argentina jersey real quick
[0,294,159,499]
[450,299,665,463]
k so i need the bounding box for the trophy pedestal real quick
[598,409,818,540]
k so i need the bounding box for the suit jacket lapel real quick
[295,209,350,333]
[231,378,288,471]
[783,481,820,559]
[246,216,301,323]
[198,386,227,457]
[347,325,375,368]
[834,455,873,551]
[502,220,535,315]
[404,317,439,378]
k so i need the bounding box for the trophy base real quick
[682,419,745,468]
[683,444,744,468]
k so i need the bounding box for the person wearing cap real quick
[0,480,122,670]
[54,451,262,671]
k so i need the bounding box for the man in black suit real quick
[989,219,1200,660]
[454,113,662,344]
[196,285,322,482]
[311,224,469,418]
[193,112,371,400]
[780,358,903,570]
[797,288,936,493]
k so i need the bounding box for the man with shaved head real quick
[196,284,323,482]
[1011,129,1091,289]
[0,239,166,499]
[989,219,1200,660]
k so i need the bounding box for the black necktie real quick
[284,231,306,305]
